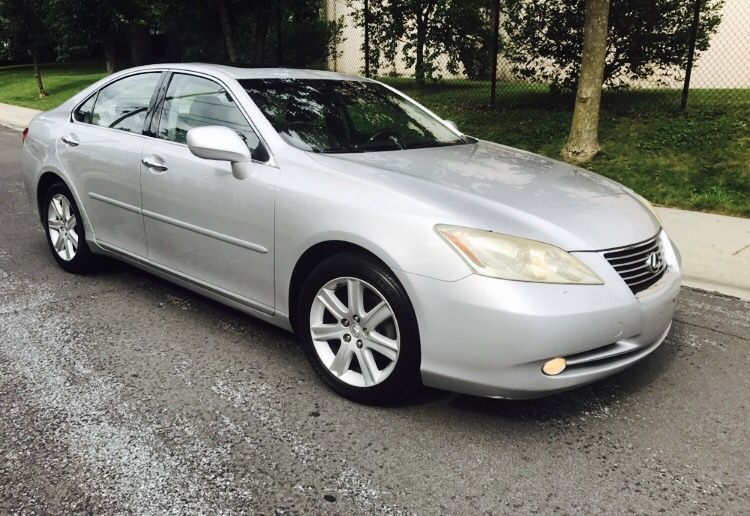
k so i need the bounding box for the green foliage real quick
[1,0,341,70]
[435,0,498,80]
[0,0,51,61]
[355,0,497,84]
[503,0,725,92]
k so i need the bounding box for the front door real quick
[57,72,162,257]
[140,72,276,310]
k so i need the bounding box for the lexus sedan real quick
[21,64,681,404]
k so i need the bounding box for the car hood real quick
[309,140,660,251]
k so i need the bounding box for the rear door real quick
[57,72,162,256]
[140,72,276,310]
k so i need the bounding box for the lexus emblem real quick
[645,252,661,273]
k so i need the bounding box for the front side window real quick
[89,73,160,133]
[240,78,469,153]
[157,73,267,161]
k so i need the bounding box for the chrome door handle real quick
[142,157,168,172]
[61,134,79,146]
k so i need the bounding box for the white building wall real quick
[326,0,749,88]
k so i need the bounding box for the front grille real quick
[602,233,666,294]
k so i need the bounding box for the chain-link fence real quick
[323,0,749,112]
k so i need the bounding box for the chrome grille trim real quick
[601,233,666,294]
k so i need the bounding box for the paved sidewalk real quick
[2,102,748,300]
[657,207,750,300]
[0,102,41,130]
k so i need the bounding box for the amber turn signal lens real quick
[542,357,567,376]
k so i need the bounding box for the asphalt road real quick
[1,126,749,515]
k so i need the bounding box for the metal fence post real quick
[490,0,500,106]
[364,0,370,77]
[681,0,703,111]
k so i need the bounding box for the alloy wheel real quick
[47,193,79,261]
[309,277,400,388]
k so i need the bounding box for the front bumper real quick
[403,246,681,399]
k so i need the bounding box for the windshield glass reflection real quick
[240,79,470,154]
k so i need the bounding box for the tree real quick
[215,0,238,63]
[561,0,610,164]
[0,0,51,96]
[503,0,723,93]
[45,0,136,73]
[356,0,498,83]
[360,0,440,86]
[432,0,497,80]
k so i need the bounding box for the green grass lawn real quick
[2,64,748,216]
[387,78,750,217]
[0,63,107,111]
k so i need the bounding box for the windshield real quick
[240,79,469,153]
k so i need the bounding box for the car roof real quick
[133,62,369,82]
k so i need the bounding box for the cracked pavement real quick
[1,127,749,514]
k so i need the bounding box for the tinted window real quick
[240,79,468,153]
[73,94,96,123]
[90,73,160,133]
[157,73,267,161]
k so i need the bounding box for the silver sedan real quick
[21,64,681,404]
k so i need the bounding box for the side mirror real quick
[186,125,252,180]
[443,120,460,133]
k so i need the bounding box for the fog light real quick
[542,357,567,376]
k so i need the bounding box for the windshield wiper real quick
[318,148,366,154]
[402,140,468,150]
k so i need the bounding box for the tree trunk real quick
[216,0,238,63]
[561,0,611,165]
[102,35,117,74]
[415,15,426,86]
[130,25,152,66]
[31,51,47,98]
[414,1,435,87]
[254,10,269,65]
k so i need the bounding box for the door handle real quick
[142,156,168,172]
[61,134,79,146]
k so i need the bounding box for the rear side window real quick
[73,94,96,123]
[84,73,160,133]
[157,73,268,161]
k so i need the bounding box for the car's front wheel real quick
[43,182,96,273]
[297,252,421,405]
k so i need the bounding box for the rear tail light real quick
[21,127,29,144]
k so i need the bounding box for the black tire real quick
[297,252,421,405]
[42,181,97,274]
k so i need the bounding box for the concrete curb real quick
[2,102,748,300]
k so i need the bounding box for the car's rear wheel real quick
[43,182,96,273]
[297,252,421,405]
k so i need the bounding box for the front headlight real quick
[435,224,603,285]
